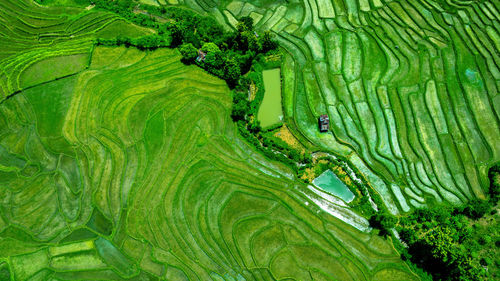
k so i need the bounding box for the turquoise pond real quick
[313,170,355,202]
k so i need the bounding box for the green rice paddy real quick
[313,170,355,203]
[1,0,499,280]
[0,1,421,279]
[193,0,500,215]
[257,68,283,128]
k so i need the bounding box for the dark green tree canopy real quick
[179,43,198,63]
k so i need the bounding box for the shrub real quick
[201,42,220,53]
[369,211,396,236]
[179,43,198,64]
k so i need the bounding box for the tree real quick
[237,16,254,32]
[166,21,183,47]
[223,57,241,87]
[462,200,490,219]
[242,31,261,53]
[116,35,131,47]
[201,42,220,53]
[204,51,224,69]
[369,211,397,236]
[133,35,166,50]
[179,43,198,64]
[261,31,278,52]
[248,120,261,133]
[231,91,249,121]
[488,163,500,204]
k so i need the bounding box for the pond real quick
[257,68,283,128]
[313,170,355,203]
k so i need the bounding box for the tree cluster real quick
[369,211,397,237]
[397,191,499,281]
[176,16,278,87]
[97,35,168,50]
[488,163,500,204]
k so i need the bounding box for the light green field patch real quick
[270,249,311,280]
[282,54,295,117]
[105,47,147,69]
[90,46,127,69]
[11,250,49,281]
[96,19,155,38]
[325,31,343,74]
[20,53,90,89]
[314,62,336,105]
[49,240,95,257]
[317,0,335,18]
[357,0,370,11]
[23,75,78,139]
[223,10,239,28]
[50,251,107,271]
[272,17,290,32]
[139,0,159,5]
[260,5,287,30]
[226,1,244,15]
[249,11,263,24]
[372,267,419,281]
[425,80,448,134]
[239,2,258,17]
[304,29,325,61]
[343,32,361,82]
[390,184,410,212]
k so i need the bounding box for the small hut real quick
[318,114,329,132]
[196,49,206,62]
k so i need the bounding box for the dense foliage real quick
[97,35,168,50]
[395,165,500,281]
[369,211,397,236]
[176,15,277,86]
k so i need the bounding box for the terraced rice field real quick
[180,0,500,214]
[0,0,151,100]
[0,1,421,279]
[2,0,499,279]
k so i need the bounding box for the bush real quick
[97,35,168,50]
[397,200,498,281]
[369,211,396,236]
[488,163,500,204]
[201,42,220,53]
[179,43,198,64]
[461,199,491,219]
